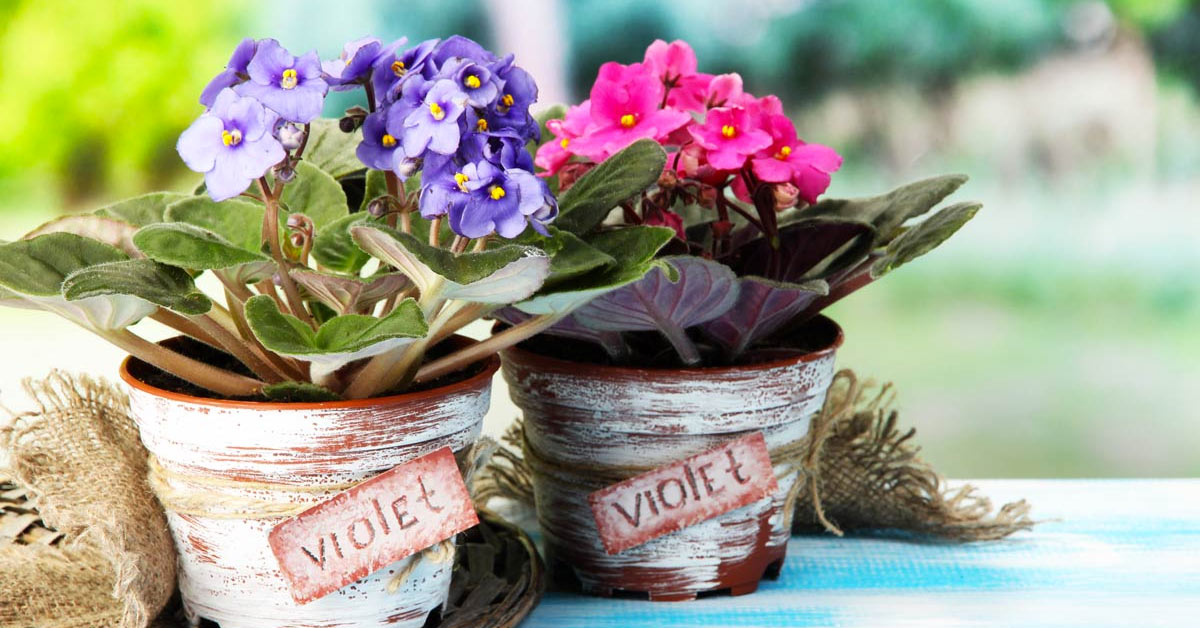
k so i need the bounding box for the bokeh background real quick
[1,0,1196,477]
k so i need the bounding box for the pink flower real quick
[535,100,592,176]
[643,39,698,83]
[643,206,685,240]
[750,113,841,204]
[704,73,744,109]
[688,106,773,171]
[569,62,692,161]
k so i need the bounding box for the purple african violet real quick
[238,39,328,123]
[200,38,257,108]
[402,79,467,156]
[177,88,285,201]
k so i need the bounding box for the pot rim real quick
[120,335,501,411]
[502,314,843,376]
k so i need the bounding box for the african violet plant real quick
[501,40,982,366]
[0,36,675,400]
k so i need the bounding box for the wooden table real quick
[520,480,1200,627]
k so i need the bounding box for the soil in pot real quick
[502,315,843,601]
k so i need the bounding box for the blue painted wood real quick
[517,480,1200,627]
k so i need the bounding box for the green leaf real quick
[312,213,374,274]
[351,224,548,301]
[301,118,364,179]
[165,196,265,252]
[513,226,615,286]
[244,294,428,367]
[261,381,344,403]
[871,202,981,277]
[554,139,667,235]
[516,226,674,315]
[23,214,140,257]
[360,168,389,213]
[281,161,349,231]
[62,259,212,315]
[94,192,189,227]
[802,174,968,246]
[0,233,127,297]
[134,222,269,270]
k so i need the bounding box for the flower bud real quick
[286,213,313,233]
[339,115,360,133]
[698,185,718,209]
[277,123,305,151]
[289,232,306,248]
[657,169,678,190]
[275,164,296,183]
[367,197,388,218]
[394,157,420,180]
[773,182,801,211]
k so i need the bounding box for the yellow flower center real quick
[430,102,446,121]
[221,129,243,147]
[464,74,481,89]
[381,133,397,148]
[280,68,299,90]
[775,145,792,160]
[454,172,470,192]
[620,114,636,128]
[501,94,515,107]
[391,60,406,77]
[721,124,737,139]
[489,185,506,200]
[476,119,489,131]
[560,138,569,149]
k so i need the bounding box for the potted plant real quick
[497,40,982,601]
[0,35,672,627]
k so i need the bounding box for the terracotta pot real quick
[122,337,499,628]
[501,316,843,601]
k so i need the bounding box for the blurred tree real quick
[0,0,242,203]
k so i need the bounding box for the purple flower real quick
[238,39,328,123]
[422,160,556,238]
[200,38,257,108]
[439,58,499,108]
[430,35,497,68]
[402,79,467,157]
[356,108,401,171]
[177,88,285,202]
[486,58,539,141]
[459,129,535,172]
[371,38,439,105]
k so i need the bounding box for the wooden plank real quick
[520,480,1200,627]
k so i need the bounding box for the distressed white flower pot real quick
[122,337,498,628]
[501,316,842,601]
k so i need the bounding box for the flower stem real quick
[413,313,564,384]
[101,329,264,398]
[258,177,314,328]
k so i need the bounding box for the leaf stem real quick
[102,329,264,398]
[150,309,223,348]
[188,313,286,384]
[413,313,564,384]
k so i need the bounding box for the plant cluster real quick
[509,40,981,366]
[0,36,676,400]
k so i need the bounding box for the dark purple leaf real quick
[570,256,738,332]
[729,218,874,283]
[492,306,627,358]
[701,276,826,357]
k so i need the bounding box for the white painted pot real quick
[501,316,842,601]
[122,338,498,628]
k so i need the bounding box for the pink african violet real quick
[688,107,773,171]
[535,38,842,206]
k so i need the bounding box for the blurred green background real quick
[1,0,1197,477]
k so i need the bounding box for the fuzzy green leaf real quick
[301,119,364,179]
[554,139,667,235]
[0,233,128,297]
[94,192,189,227]
[23,214,140,257]
[281,161,349,231]
[516,225,674,315]
[802,174,968,246]
[244,294,427,367]
[872,202,981,277]
[134,222,269,270]
[351,224,548,301]
[62,259,212,315]
[360,168,389,213]
[165,196,265,252]
[513,226,616,286]
[312,213,374,274]
[261,381,344,403]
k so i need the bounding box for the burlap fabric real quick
[0,372,175,628]
[476,369,1034,542]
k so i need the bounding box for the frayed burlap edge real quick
[0,371,175,628]
[475,368,1034,542]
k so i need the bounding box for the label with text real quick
[588,432,779,554]
[268,447,478,604]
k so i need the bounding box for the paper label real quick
[587,432,779,555]
[268,446,478,604]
